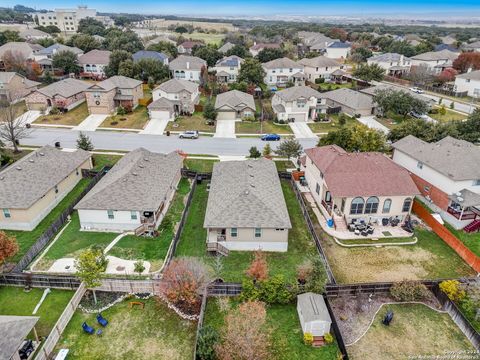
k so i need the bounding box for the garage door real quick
[150,110,172,121]
[216,111,236,121]
[287,113,306,122]
[89,106,110,115]
[27,103,46,111]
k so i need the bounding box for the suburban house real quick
[392,135,480,230]
[272,86,322,122]
[19,28,52,41]
[34,43,83,61]
[218,42,235,54]
[75,148,183,233]
[78,49,112,79]
[463,41,480,52]
[249,43,280,57]
[319,88,376,116]
[297,293,332,343]
[25,78,90,111]
[297,32,337,54]
[214,90,255,120]
[213,55,243,83]
[0,145,92,231]
[410,49,459,73]
[324,41,351,59]
[298,56,343,82]
[204,159,292,253]
[454,70,480,97]
[0,72,40,103]
[262,57,305,87]
[145,35,176,48]
[301,145,419,231]
[85,75,143,114]
[169,55,207,82]
[148,78,200,118]
[177,41,204,55]
[367,53,412,76]
[132,50,169,65]
[0,42,43,71]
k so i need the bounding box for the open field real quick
[236,120,293,134]
[347,303,474,360]
[185,32,226,45]
[56,297,196,360]
[0,286,74,338]
[101,106,149,130]
[34,103,89,126]
[165,114,216,132]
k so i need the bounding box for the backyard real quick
[175,180,322,283]
[235,120,293,135]
[91,153,122,171]
[55,297,196,360]
[445,224,480,257]
[312,82,353,92]
[184,158,219,173]
[307,114,359,133]
[165,114,216,133]
[33,102,89,126]
[100,106,149,130]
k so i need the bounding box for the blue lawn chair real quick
[96,313,108,327]
[82,322,94,334]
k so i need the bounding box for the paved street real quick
[22,127,318,156]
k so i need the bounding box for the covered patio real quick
[447,189,480,221]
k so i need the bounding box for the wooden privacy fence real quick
[34,283,86,360]
[0,273,80,289]
[96,278,158,293]
[413,200,480,272]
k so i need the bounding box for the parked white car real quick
[409,87,424,94]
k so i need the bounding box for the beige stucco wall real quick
[0,158,92,231]
[207,227,289,252]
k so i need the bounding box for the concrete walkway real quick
[140,118,169,135]
[214,120,236,138]
[289,122,318,139]
[357,116,390,133]
[73,114,108,132]
[16,110,41,126]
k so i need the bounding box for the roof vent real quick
[16,166,22,171]
[250,183,255,188]
[0,176,4,180]
[138,164,145,168]
[249,174,254,177]
[144,158,149,161]
[244,190,249,195]
[132,172,138,176]
[247,164,253,168]
[29,159,35,163]
[39,152,45,156]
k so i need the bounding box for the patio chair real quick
[96,313,108,327]
[82,322,95,335]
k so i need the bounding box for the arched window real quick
[365,196,379,214]
[402,198,412,212]
[382,199,392,214]
[350,197,364,215]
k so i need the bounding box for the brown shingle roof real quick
[78,49,111,65]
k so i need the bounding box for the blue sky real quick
[5,0,480,16]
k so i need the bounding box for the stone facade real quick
[25,90,85,111]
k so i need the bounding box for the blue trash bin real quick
[327,218,334,228]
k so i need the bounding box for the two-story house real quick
[148,78,200,118]
[367,53,412,76]
[410,49,459,74]
[454,70,480,97]
[392,135,480,230]
[324,42,351,59]
[169,55,207,83]
[78,49,112,80]
[34,43,83,62]
[298,56,343,82]
[177,41,204,55]
[272,86,322,122]
[213,55,244,83]
[262,57,305,87]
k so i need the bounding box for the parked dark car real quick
[261,133,281,141]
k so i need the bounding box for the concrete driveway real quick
[214,120,236,138]
[289,122,318,139]
[140,118,169,135]
[357,116,390,133]
[73,114,108,132]
[16,110,41,126]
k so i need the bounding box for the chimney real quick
[186,61,190,70]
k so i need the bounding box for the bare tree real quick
[0,103,32,153]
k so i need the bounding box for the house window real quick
[231,228,237,237]
[255,228,262,238]
[382,199,392,214]
[107,210,114,219]
[417,161,423,169]
[473,180,480,186]
[3,209,11,218]
[402,198,412,212]
[130,211,137,220]
[364,196,379,214]
[315,183,320,195]
[350,197,364,215]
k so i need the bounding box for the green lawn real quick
[429,108,467,122]
[107,178,191,271]
[91,153,122,170]
[56,297,196,360]
[274,160,295,172]
[34,102,89,126]
[313,82,353,91]
[184,158,219,173]
[175,180,321,282]
[307,114,358,133]
[348,303,474,360]
[165,114,216,133]
[0,286,74,338]
[235,120,293,135]
[445,223,480,257]
[7,178,92,264]
[186,32,225,45]
[101,106,149,129]
[204,297,339,359]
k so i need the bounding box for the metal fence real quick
[11,168,107,273]
[207,282,243,296]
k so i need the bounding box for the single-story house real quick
[85,75,143,114]
[75,148,183,233]
[132,50,169,65]
[454,70,480,97]
[0,72,40,103]
[169,55,207,83]
[177,41,204,55]
[0,315,40,360]
[297,293,332,339]
[298,56,343,82]
[214,90,255,120]
[319,88,376,116]
[301,145,419,228]
[148,78,200,118]
[272,86,322,122]
[213,55,243,83]
[204,159,292,252]
[0,42,43,63]
[249,42,280,57]
[25,78,90,111]
[0,145,92,231]
[262,57,305,87]
[78,49,112,80]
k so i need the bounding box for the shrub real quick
[116,106,127,115]
[303,332,313,345]
[197,325,219,360]
[316,113,327,122]
[439,105,447,115]
[134,260,145,275]
[315,77,325,84]
[338,113,347,126]
[390,280,430,301]
[324,332,334,344]
[49,106,61,115]
[429,108,439,114]
[439,280,466,302]
[450,102,454,110]
[243,116,256,122]
[110,121,118,125]
[240,275,296,304]
[248,146,261,159]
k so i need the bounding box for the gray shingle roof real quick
[0,316,39,360]
[297,293,331,323]
[298,56,341,68]
[169,55,206,71]
[0,72,39,88]
[148,97,175,110]
[411,49,459,61]
[37,43,83,56]
[0,146,91,209]
[262,57,301,70]
[37,78,90,98]
[463,41,480,49]
[321,88,375,110]
[204,159,292,229]
[392,135,480,180]
[75,148,183,212]
[215,90,255,111]
[132,50,168,62]
[0,42,43,59]
[87,76,142,91]
[368,53,410,62]
[155,78,198,94]
[78,49,111,65]
[456,70,480,81]
[274,86,322,102]
[218,42,235,53]
[360,84,434,103]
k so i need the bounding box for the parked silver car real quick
[179,130,199,139]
